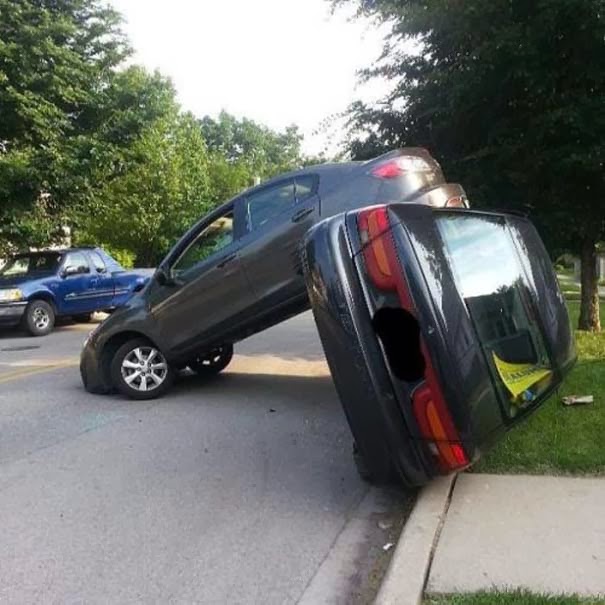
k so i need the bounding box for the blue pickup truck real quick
[0,247,152,336]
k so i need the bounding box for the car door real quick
[86,250,116,310]
[58,251,96,315]
[239,174,320,306]
[150,203,253,356]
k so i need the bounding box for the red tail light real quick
[357,207,469,473]
[371,156,432,179]
[412,385,469,472]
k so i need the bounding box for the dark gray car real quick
[81,149,468,399]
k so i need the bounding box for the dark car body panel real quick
[80,149,469,393]
[301,205,575,486]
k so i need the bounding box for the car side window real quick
[246,181,295,231]
[89,252,107,274]
[295,175,318,203]
[172,211,234,276]
[63,252,89,275]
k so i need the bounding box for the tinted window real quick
[64,252,89,274]
[437,215,554,416]
[246,181,295,231]
[0,253,61,276]
[172,212,234,275]
[295,175,317,202]
[89,252,106,273]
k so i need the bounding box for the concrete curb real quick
[374,474,456,605]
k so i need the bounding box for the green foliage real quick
[474,300,605,476]
[425,590,605,605]
[200,110,304,179]
[0,0,130,249]
[334,0,604,328]
[77,112,212,266]
[0,2,312,266]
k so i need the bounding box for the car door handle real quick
[291,207,314,223]
[216,254,237,269]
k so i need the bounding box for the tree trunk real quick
[578,237,601,332]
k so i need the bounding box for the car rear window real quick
[436,214,555,417]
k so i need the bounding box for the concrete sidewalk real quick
[378,473,605,604]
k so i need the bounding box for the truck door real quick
[87,250,116,310]
[58,251,97,315]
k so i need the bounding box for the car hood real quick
[0,272,54,288]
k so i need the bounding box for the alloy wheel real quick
[121,346,169,392]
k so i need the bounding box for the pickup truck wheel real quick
[72,313,93,323]
[188,344,233,377]
[111,338,174,401]
[23,300,55,337]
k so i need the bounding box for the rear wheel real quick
[111,338,174,400]
[23,300,55,337]
[187,344,233,377]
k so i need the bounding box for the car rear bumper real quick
[0,302,27,325]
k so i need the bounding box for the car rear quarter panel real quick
[302,215,432,486]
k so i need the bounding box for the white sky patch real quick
[108,0,392,155]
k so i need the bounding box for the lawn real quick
[425,591,605,605]
[473,301,605,475]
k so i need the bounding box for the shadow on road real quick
[169,370,338,410]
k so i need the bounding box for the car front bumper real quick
[80,334,113,394]
[0,302,27,325]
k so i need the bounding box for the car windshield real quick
[436,214,554,417]
[0,253,62,277]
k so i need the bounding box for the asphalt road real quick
[0,313,412,604]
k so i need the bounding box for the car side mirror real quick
[156,267,182,288]
[62,266,79,278]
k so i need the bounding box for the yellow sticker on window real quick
[492,352,552,400]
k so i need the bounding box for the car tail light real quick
[412,384,469,472]
[357,206,469,473]
[445,196,469,208]
[371,156,433,179]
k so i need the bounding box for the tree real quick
[333,0,605,331]
[0,0,130,252]
[78,112,211,266]
[200,110,304,179]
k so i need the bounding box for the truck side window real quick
[89,252,107,274]
[63,252,89,275]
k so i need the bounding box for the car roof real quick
[210,161,363,215]
[13,247,100,257]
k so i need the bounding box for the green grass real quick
[425,591,605,605]
[474,301,605,475]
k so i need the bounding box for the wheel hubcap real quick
[33,308,50,330]
[121,346,168,392]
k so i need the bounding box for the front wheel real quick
[187,344,233,377]
[111,338,174,400]
[23,300,55,337]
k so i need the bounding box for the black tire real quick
[187,344,233,377]
[72,313,93,323]
[110,338,174,400]
[353,442,400,485]
[23,300,55,337]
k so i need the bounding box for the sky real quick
[108,0,390,155]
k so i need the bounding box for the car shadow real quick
[170,370,338,411]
